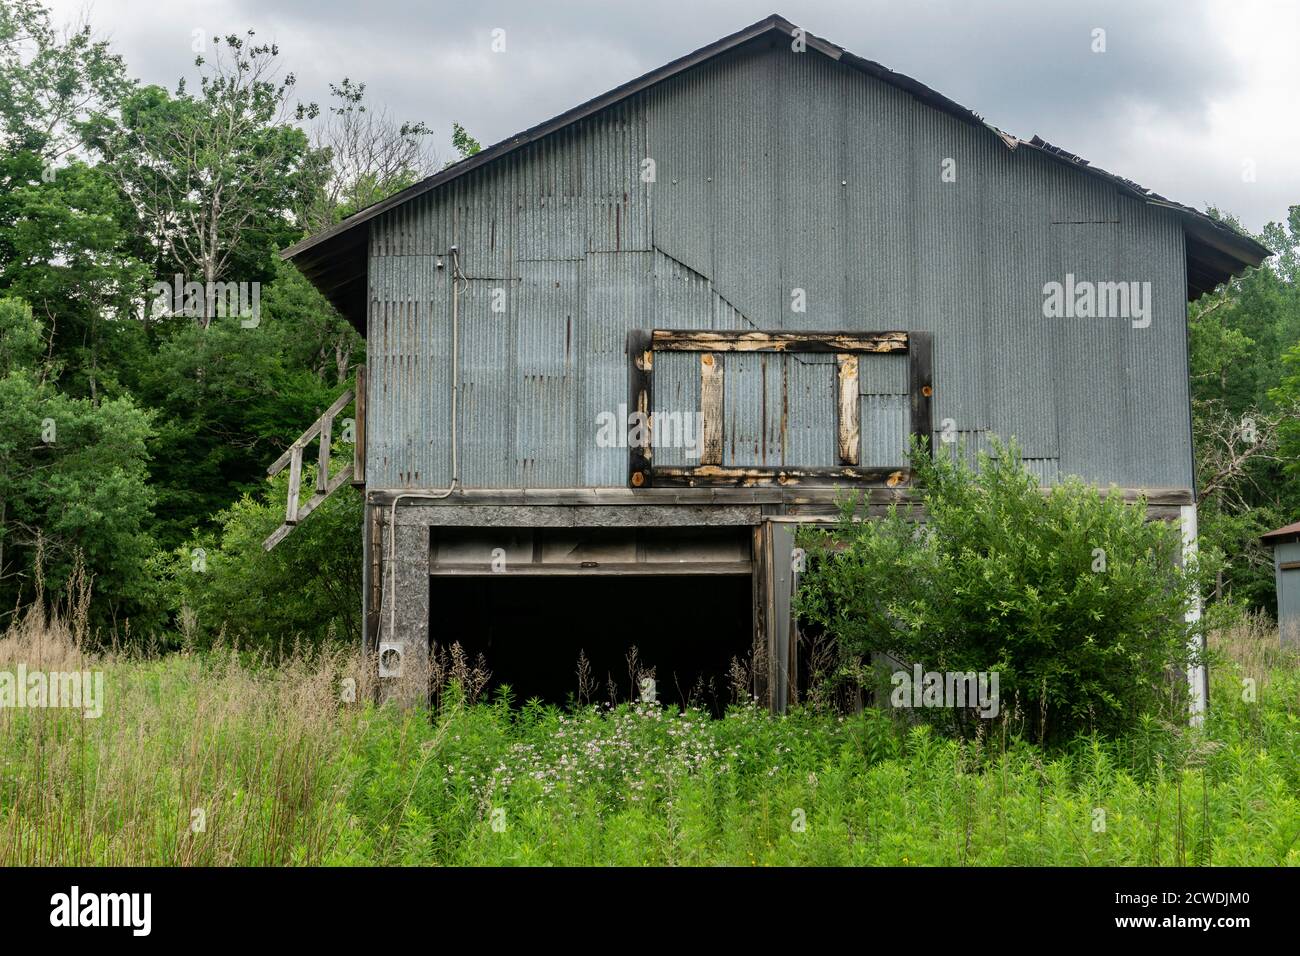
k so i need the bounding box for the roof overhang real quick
[284,13,1272,335]
[1262,521,1300,546]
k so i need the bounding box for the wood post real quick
[700,352,724,466]
[263,387,356,551]
[353,365,367,487]
[627,329,654,488]
[909,331,934,452]
[836,353,860,465]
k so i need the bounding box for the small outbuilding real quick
[1262,521,1300,646]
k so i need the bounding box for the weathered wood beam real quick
[285,446,303,525]
[908,331,934,453]
[296,465,354,524]
[428,561,753,577]
[352,365,367,487]
[627,329,654,488]
[368,488,788,506]
[316,414,332,494]
[365,484,1194,507]
[700,352,724,466]
[263,464,355,551]
[836,354,860,465]
[652,465,909,488]
[268,388,354,476]
[653,329,908,353]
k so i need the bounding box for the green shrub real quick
[796,440,1206,745]
[0,297,158,633]
[157,447,362,650]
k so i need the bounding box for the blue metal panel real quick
[859,352,909,395]
[515,260,578,487]
[367,43,1195,493]
[723,352,782,467]
[784,354,836,466]
[654,350,701,468]
[579,251,653,485]
[860,394,910,468]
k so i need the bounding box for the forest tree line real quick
[0,0,1296,646]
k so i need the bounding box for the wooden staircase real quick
[263,371,366,551]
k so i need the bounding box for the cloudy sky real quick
[48,0,1298,232]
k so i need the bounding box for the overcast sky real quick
[48,0,1298,232]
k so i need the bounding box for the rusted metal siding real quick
[367,41,1193,492]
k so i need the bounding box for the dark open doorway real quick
[429,574,753,713]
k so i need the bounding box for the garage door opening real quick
[429,573,754,715]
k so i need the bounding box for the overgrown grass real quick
[2,609,1298,865]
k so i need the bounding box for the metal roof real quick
[284,13,1273,333]
[1262,520,1300,544]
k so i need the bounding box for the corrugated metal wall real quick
[368,41,1192,491]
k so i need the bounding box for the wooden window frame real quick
[626,329,933,489]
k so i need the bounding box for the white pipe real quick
[1182,503,1206,726]
[381,247,464,645]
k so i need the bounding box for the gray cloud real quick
[55,0,1296,231]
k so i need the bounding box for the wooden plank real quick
[428,561,754,577]
[700,352,724,466]
[316,414,332,493]
[267,388,353,476]
[627,329,654,488]
[1280,560,1300,571]
[367,487,785,506]
[353,365,367,487]
[296,464,354,523]
[365,484,1193,508]
[653,329,908,353]
[285,446,303,525]
[836,354,860,465]
[394,504,765,529]
[652,465,909,488]
[262,524,295,552]
[263,465,356,551]
[908,331,934,455]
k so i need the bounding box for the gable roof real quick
[285,13,1272,333]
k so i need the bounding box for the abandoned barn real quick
[274,14,1269,710]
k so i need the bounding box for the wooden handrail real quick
[263,386,358,551]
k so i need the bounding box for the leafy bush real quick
[6,613,1297,865]
[0,298,158,632]
[796,440,1206,745]
[158,448,363,650]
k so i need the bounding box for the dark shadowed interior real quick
[430,574,753,714]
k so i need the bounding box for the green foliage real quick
[82,32,318,297]
[0,297,156,628]
[0,1,145,400]
[135,268,360,548]
[796,441,1204,746]
[447,121,482,166]
[298,78,436,230]
[1189,206,1300,612]
[8,636,1298,866]
[158,448,362,649]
